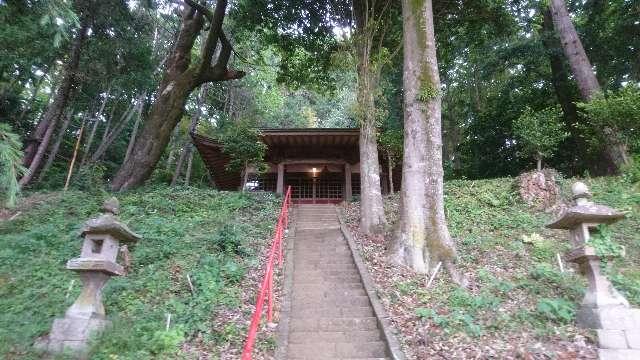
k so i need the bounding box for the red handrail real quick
[241,186,292,359]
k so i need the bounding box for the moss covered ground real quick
[0,186,280,359]
[345,176,639,359]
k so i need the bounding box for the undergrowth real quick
[384,176,638,340]
[0,186,279,359]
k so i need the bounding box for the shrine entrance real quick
[286,170,343,204]
[192,128,393,201]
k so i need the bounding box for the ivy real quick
[587,224,625,258]
[417,82,440,103]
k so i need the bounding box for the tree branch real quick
[195,0,228,73]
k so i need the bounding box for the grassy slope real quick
[345,176,639,359]
[0,186,280,359]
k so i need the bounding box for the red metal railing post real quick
[267,269,273,322]
[241,185,294,360]
[277,225,283,266]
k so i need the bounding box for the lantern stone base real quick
[577,306,640,360]
[35,317,110,357]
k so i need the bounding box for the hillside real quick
[344,176,640,359]
[0,187,280,359]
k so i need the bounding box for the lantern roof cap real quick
[81,198,141,243]
[546,182,625,229]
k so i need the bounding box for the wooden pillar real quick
[276,162,284,194]
[344,163,352,201]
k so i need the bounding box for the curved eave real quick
[191,133,241,190]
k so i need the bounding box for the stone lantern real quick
[547,182,640,359]
[37,197,140,355]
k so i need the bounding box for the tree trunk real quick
[80,86,112,167]
[185,150,195,186]
[17,74,45,123]
[387,150,394,195]
[536,154,543,171]
[19,113,58,186]
[548,0,629,172]
[240,161,249,192]
[22,17,89,168]
[390,0,460,279]
[38,109,74,182]
[541,9,583,168]
[90,95,142,163]
[353,0,387,235]
[123,95,145,164]
[111,0,244,191]
[171,86,205,186]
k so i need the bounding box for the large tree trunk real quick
[548,0,629,172]
[19,112,59,186]
[38,109,75,181]
[22,16,89,170]
[123,95,145,164]
[111,0,244,191]
[353,0,387,235]
[541,9,587,174]
[358,115,386,234]
[171,86,205,186]
[90,95,142,163]
[80,86,112,166]
[390,0,460,279]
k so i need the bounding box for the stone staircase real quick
[285,204,391,360]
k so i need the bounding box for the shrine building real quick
[191,128,398,204]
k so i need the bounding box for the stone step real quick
[289,330,382,344]
[295,252,353,258]
[293,264,358,272]
[598,349,640,360]
[294,259,356,266]
[296,249,351,257]
[292,287,367,297]
[291,296,371,308]
[293,276,362,285]
[287,341,387,359]
[291,306,374,318]
[292,283,364,292]
[294,269,360,277]
[290,317,378,332]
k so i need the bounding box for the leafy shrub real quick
[578,85,640,155]
[71,164,107,193]
[0,123,26,207]
[513,106,569,170]
[535,298,575,324]
[622,155,640,184]
[527,263,584,300]
[149,328,185,355]
[588,224,625,258]
[211,223,247,255]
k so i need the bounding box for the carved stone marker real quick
[36,197,140,356]
[547,182,640,360]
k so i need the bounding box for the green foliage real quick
[70,164,107,194]
[535,298,575,324]
[0,186,280,357]
[577,85,640,155]
[0,123,26,207]
[379,128,403,166]
[211,223,249,255]
[513,106,569,165]
[587,224,625,258]
[417,82,440,103]
[622,155,640,184]
[216,120,267,175]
